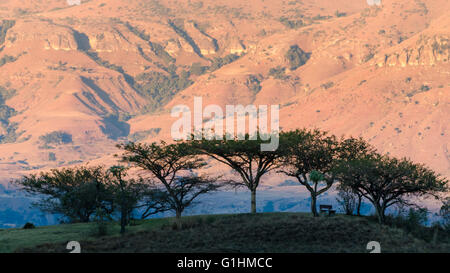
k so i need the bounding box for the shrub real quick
[321,82,334,90]
[440,198,450,231]
[22,222,35,229]
[149,42,175,64]
[135,71,192,112]
[48,152,57,162]
[384,208,438,242]
[39,131,73,145]
[246,74,263,94]
[91,208,109,237]
[285,45,310,70]
[420,85,431,92]
[209,54,241,71]
[0,104,16,126]
[0,20,15,44]
[336,186,357,215]
[128,128,161,142]
[268,66,288,80]
[0,55,18,67]
[279,17,305,29]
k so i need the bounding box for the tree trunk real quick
[357,195,362,216]
[120,208,127,234]
[175,209,182,229]
[375,204,385,224]
[251,189,256,214]
[311,194,318,217]
[432,226,439,245]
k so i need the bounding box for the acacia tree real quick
[107,166,150,234]
[15,166,113,223]
[278,129,337,216]
[279,129,373,216]
[117,141,221,227]
[333,154,449,224]
[138,188,171,220]
[190,134,283,214]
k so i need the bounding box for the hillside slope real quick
[6,213,449,253]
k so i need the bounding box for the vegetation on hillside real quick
[0,85,20,144]
[7,213,450,253]
[0,20,15,44]
[134,71,193,113]
[13,129,449,239]
[39,131,73,145]
[285,45,310,70]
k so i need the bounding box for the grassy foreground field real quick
[1,213,449,253]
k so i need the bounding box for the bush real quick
[336,186,357,215]
[285,45,310,70]
[0,104,17,126]
[91,208,109,237]
[385,208,434,241]
[279,17,305,29]
[440,198,450,231]
[268,66,288,80]
[48,152,57,162]
[420,85,431,92]
[0,85,17,104]
[0,55,18,67]
[321,82,334,90]
[22,222,35,229]
[209,54,241,71]
[246,74,263,94]
[0,20,15,44]
[135,71,192,111]
[128,128,161,142]
[39,131,73,145]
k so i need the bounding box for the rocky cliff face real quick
[0,0,448,183]
[375,35,449,67]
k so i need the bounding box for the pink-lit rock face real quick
[0,0,448,227]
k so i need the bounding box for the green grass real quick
[0,217,172,253]
[2,213,449,253]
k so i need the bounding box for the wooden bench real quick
[319,205,336,216]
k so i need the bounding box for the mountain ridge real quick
[0,0,448,183]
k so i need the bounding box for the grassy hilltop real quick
[1,212,449,253]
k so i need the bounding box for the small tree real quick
[440,197,450,231]
[107,166,148,234]
[336,183,357,215]
[15,166,113,223]
[279,129,337,216]
[334,154,448,224]
[280,130,374,216]
[117,141,221,228]
[191,134,282,214]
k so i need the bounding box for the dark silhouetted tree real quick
[117,141,221,228]
[334,154,448,224]
[279,130,373,216]
[15,166,113,223]
[191,134,282,214]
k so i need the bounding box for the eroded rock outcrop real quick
[376,35,449,67]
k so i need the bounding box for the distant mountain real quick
[0,185,58,228]
[0,0,448,227]
[0,0,447,180]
